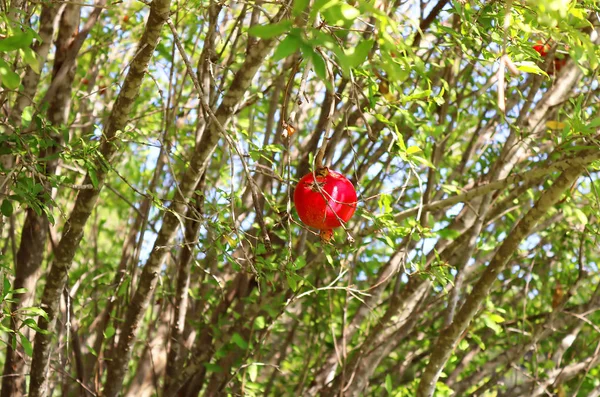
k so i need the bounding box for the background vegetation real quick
[1,0,600,396]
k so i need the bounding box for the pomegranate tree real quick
[294,168,357,241]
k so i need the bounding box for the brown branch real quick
[380,149,600,230]
[29,0,173,394]
[416,161,591,397]
[411,0,450,47]
[105,4,293,396]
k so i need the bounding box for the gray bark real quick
[28,0,171,394]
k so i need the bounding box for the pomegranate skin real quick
[533,43,549,57]
[294,169,357,230]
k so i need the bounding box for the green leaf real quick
[231,332,248,349]
[1,200,13,217]
[573,208,588,225]
[471,333,486,350]
[0,59,21,90]
[311,51,329,87]
[19,333,33,357]
[404,89,432,102]
[21,318,51,335]
[482,314,503,335]
[22,106,33,127]
[247,363,258,382]
[588,117,600,129]
[104,326,116,339]
[0,31,34,51]
[19,306,49,321]
[515,61,546,75]
[292,0,309,16]
[248,20,292,39]
[411,155,435,169]
[488,313,505,323]
[88,167,99,188]
[309,0,339,23]
[253,316,266,330]
[378,193,393,214]
[339,3,360,20]
[272,34,301,62]
[385,374,392,394]
[21,48,41,74]
[323,3,360,26]
[406,146,422,155]
[87,344,97,357]
[286,274,298,292]
[346,39,373,67]
[204,363,222,373]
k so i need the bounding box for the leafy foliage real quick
[0,0,600,396]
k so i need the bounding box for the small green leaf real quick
[287,274,298,292]
[21,48,41,74]
[231,332,248,349]
[88,168,99,188]
[87,344,98,357]
[323,3,360,26]
[104,326,116,339]
[404,89,432,102]
[411,155,435,169]
[22,106,33,127]
[292,0,309,16]
[346,39,373,67]
[253,316,266,330]
[1,200,13,217]
[248,20,292,39]
[19,333,33,356]
[339,3,360,20]
[21,318,51,335]
[482,314,503,335]
[0,31,34,51]
[573,208,588,225]
[515,61,546,75]
[19,306,49,321]
[471,333,486,350]
[272,34,301,62]
[311,51,329,86]
[204,363,222,373]
[385,374,392,394]
[406,146,422,155]
[247,363,258,382]
[0,59,21,90]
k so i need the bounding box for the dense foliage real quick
[1,0,600,396]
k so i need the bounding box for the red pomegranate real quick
[533,42,550,57]
[294,168,357,240]
[533,41,568,75]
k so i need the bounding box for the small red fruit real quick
[533,41,550,57]
[294,168,357,240]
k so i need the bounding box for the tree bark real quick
[102,4,292,395]
[28,0,171,394]
[415,160,594,397]
[1,5,80,396]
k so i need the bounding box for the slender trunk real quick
[102,4,291,394]
[124,305,171,397]
[416,162,592,397]
[1,5,80,395]
[163,177,206,392]
[28,0,170,393]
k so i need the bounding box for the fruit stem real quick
[320,229,334,243]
